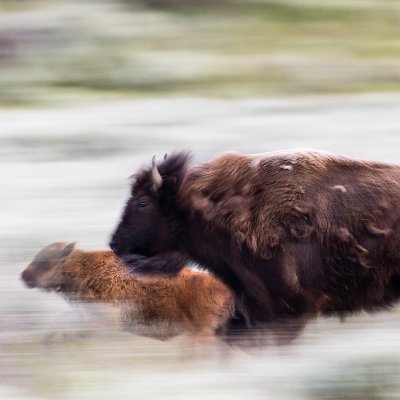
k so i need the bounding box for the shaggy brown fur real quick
[21,242,233,339]
[110,150,400,328]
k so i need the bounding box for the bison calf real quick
[21,242,233,339]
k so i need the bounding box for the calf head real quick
[21,242,76,290]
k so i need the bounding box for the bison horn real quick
[151,155,163,192]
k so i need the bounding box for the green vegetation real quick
[1,0,400,105]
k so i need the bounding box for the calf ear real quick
[61,242,76,258]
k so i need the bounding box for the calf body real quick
[21,243,233,339]
[111,150,400,326]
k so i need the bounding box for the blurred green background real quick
[2,0,400,106]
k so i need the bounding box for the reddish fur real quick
[21,243,233,339]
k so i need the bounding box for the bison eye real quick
[137,201,147,208]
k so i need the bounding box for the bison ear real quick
[61,242,76,258]
[151,155,163,194]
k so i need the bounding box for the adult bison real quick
[110,150,400,327]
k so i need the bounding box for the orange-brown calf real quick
[21,242,233,339]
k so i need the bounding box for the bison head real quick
[110,152,191,259]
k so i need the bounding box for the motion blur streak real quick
[2,1,400,399]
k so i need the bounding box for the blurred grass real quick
[1,0,400,106]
